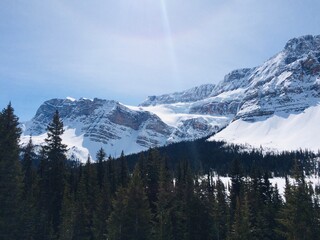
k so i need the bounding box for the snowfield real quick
[210,104,320,152]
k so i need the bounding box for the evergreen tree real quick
[94,150,112,240]
[96,147,106,189]
[213,177,229,240]
[39,110,68,237]
[259,173,282,240]
[0,103,23,239]
[154,158,174,240]
[125,166,152,240]
[118,150,129,188]
[277,161,319,239]
[58,184,75,240]
[108,166,151,240]
[229,196,251,240]
[190,176,214,240]
[145,149,161,213]
[105,156,117,195]
[21,137,38,239]
[73,157,98,240]
[246,170,266,239]
[229,159,244,222]
[269,183,284,240]
[171,160,194,240]
[107,187,128,240]
[21,137,37,196]
[92,185,111,240]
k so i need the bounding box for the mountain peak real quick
[140,84,215,106]
[212,68,253,96]
[284,35,320,54]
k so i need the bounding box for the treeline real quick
[124,139,319,177]
[1,103,320,240]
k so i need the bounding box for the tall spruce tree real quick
[125,166,152,240]
[94,149,112,240]
[214,177,229,240]
[58,183,75,240]
[118,150,129,188]
[154,158,174,240]
[107,187,128,240]
[21,137,37,197]
[146,149,161,205]
[96,147,106,189]
[229,159,244,222]
[108,166,151,240]
[277,162,320,239]
[229,196,251,240]
[0,103,23,239]
[21,137,38,239]
[73,156,98,240]
[190,177,214,240]
[172,160,194,240]
[40,110,68,237]
[105,156,117,195]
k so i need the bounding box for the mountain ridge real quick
[22,34,320,161]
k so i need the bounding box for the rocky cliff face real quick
[209,35,320,151]
[140,84,216,106]
[22,35,320,160]
[23,98,175,160]
[235,35,320,120]
[151,35,320,121]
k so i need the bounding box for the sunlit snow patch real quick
[210,105,320,152]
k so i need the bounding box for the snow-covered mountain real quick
[140,84,216,106]
[22,34,320,161]
[22,97,228,161]
[210,35,320,150]
[22,98,174,161]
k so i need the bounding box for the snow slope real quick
[210,104,320,152]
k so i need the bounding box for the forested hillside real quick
[124,138,319,177]
[1,104,320,240]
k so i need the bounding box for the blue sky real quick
[1,0,320,121]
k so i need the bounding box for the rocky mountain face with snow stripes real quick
[22,35,320,161]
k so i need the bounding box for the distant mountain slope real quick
[21,34,320,161]
[210,105,320,152]
[22,97,227,162]
[22,98,173,161]
[140,84,216,106]
[210,35,320,149]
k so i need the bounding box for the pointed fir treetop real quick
[0,102,21,145]
[96,148,106,162]
[44,110,67,155]
[21,137,35,172]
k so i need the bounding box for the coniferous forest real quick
[1,103,320,240]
